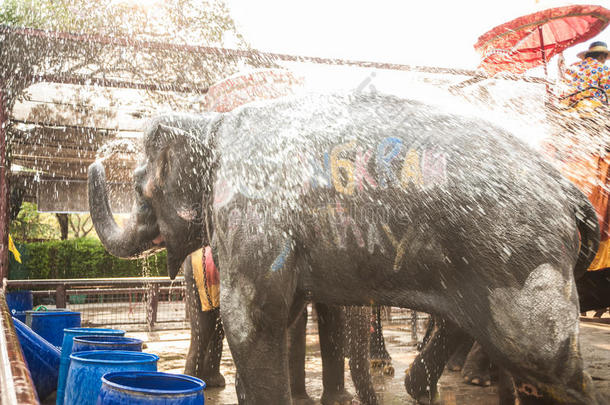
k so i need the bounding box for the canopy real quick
[475,4,610,75]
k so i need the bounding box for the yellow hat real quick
[577,41,609,59]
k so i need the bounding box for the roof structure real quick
[0,24,551,213]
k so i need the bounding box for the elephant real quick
[89,113,377,404]
[415,267,610,398]
[88,92,603,404]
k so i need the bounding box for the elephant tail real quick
[563,180,600,279]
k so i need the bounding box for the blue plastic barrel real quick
[12,317,61,401]
[57,328,125,405]
[13,310,27,323]
[72,336,143,353]
[65,351,158,405]
[26,310,81,347]
[6,290,33,314]
[7,291,32,323]
[97,371,206,405]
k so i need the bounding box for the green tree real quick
[10,202,60,241]
[2,0,272,244]
[0,0,270,112]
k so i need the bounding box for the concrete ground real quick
[126,312,610,405]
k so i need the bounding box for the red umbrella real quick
[474,4,610,75]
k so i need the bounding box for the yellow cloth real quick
[560,153,610,271]
[590,239,610,271]
[8,234,21,263]
[191,248,220,311]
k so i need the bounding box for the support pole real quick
[537,25,552,99]
[410,310,418,343]
[55,284,67,309]
[537,25,548,77]
[146,283,159,331]
[0,89,9,282]
[0,289,39,404]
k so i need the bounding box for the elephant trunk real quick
[88,161,160,258]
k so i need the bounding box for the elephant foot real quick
[462,365,492,386]
[413,393,441,405]
[383,364,395,377]
[370,358,392,368]
[461,343,492,387]
[404,366,439,405]
[321,390,354,405]
[292,393,316,405]
[200,372,226,388]
[447,358,463,372]
[446,348,468,372]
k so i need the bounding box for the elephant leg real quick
[316,303,353,405]
[461,341,492,386]
[575,267,610,312]
[203,308,225,387]
[417,315,435,352]
[183,258,225,387]
[369,305,392,368]
[219,242,298,405]
[223,295,293,403]
[404,318,468,405]
[289,307,315,405]
[446,335,474,372]
[497,367,518,405]
[478,263,601,405]
[346,306,379,405]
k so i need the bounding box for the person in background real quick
[559,41,610,111]
[552,41,610,318]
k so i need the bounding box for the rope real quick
[201,197,215,310]
[201,246,215,310]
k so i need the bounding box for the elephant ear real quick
[143,121,193,191]
[144,119,212,214]
[141,114,220,205]
[153,124,194,189]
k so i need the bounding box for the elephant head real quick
[88,113,220,279]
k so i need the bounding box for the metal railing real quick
[5,277,187,331]
[0,288,38,404]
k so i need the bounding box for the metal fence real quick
[0,289,38,404]
[4,277,432,340]
[5,277,188,331]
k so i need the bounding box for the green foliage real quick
[11,237,167,279]
[0,0,262,114]
[10,202,60,241]
[0,0,247,47]
[0,0,39,27]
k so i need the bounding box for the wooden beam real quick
[12,162,135,179]
[10,125,119,144]
[12,145,99,160]
[11,99,147,131]
[0,90,8,281]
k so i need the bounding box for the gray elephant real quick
[89,117,377,404]
[415,267,610,399]
[89,92,603,404]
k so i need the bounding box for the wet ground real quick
[129,311,610,405]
